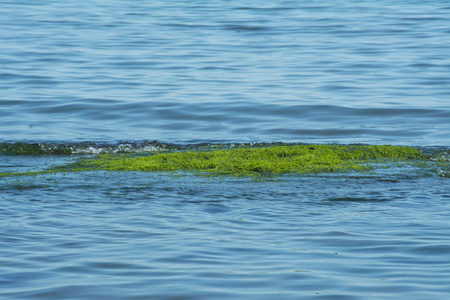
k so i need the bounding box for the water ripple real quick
[0,0,449,144]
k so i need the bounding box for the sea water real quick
[1,1,449,299]
[1,0,449,144]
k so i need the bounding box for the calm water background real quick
[1,1,450,299]
[1,0,449,144]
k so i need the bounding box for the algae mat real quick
[2,144,448,178]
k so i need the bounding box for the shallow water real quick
[1,0,450,299]
[1,168,449,299]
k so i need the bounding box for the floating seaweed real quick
[2,144,440,178]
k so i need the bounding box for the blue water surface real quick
[0,0,449,144]
[1,1,450,299]
[1,169,450,300]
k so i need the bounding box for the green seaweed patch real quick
[0,145,430,178]
[0,142,72,155]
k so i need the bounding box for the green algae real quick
[0,140,171,155]
[0,141,290,156]
[0,142,74,155]
[0,142,52,155]
[1,144,432,178]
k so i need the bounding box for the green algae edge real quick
[0,142,73,155]
[0,145,432,178]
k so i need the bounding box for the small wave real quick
[326,197,391,203]
[0,141,290,155]
[1,141,449,157]
[0,141,167,155]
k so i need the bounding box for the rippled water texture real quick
[1,0,449,144]
[1,169,449,300]
[1,1,450,299]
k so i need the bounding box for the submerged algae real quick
[1,145,432,178]
[0,142,72,155]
